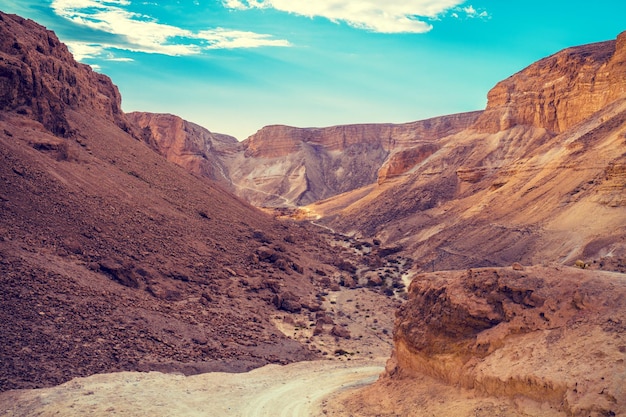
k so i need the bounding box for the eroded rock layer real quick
[127,111,238,188]
[229,112,481,206]
[382,266,626,416]
[474,32,626,134]
[315,31,626,273]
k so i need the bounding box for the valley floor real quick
[0,360,385,417]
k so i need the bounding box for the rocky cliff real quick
[475,32,626,134]
[391,266,626,416]
[229,112,481,206]
[314,31,626,273]
[331,266,626,416]
[127,112,238,188]
[0,13,133,137]
[123,111,480,206]
[243,113,481,158]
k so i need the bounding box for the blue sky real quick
[2,1,625,140]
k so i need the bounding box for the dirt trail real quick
[0,360,385,417]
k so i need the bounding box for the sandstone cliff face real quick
[244,112,481,158]
[316,31,626,272]
[127,112,238,188]
[230,112,480,206]
[475,31,626,134]
[377,143,439,184]
[383,266,626,416]
[0,13,133,137]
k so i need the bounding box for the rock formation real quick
[474,32,626,134]
[0,13,134,137]
[398,266,626,415]
[329,266,626,416]
[127,111,238,188]
[126,110,480,207]
[228,112,481,206]
[312,31,626,273]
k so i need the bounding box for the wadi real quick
[0,10,625,417]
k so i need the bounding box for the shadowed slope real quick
[0,11,358,391]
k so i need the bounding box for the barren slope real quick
[0,12,399,391]
[311,31,626,273]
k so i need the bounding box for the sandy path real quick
[0,360,385,417]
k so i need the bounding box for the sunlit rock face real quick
[474,31,626,134]
[230,112,481,207]
[127,112,239,188]
[385,266,626,416]
[318,31,626,275]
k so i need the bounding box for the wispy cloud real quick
[450,5,490,19]
[51,0,290,63]
[65,41,133,71]
[223,0,470,33]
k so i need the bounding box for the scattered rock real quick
[331,326,351,339]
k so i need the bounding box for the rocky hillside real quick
[311,31,626,273]
[0,12,400,391]
[0,13,133,137]
[330,265,626,416]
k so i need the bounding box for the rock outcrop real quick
[474,31,626,134]
[127,112,238,188]
[377,143,439,184]
[0,13,134,137]
[380,266,626,416]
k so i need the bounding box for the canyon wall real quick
[229,112,481,206]
[318,31,626,272]
[474,32,626,134]
[127,112,238,188]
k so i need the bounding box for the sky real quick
[1,1,625,140]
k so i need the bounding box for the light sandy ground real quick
[0,360,385,417]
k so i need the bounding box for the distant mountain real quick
[130,111,481,207]
[231,114,481,206]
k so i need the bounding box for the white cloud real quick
[66,41,135,65]
[199,29,291,49]
[451,4,490,19]
[51,0,291,62]
[222,0,469,33]
[65,41,106,62]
